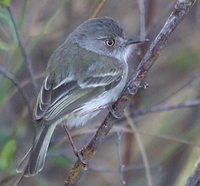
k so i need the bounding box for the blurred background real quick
[0,0,200,185]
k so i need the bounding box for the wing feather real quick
[33,46,124,123]
[78,61,122,88]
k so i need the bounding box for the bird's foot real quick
[108,105,124,119]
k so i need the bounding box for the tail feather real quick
[16,123,57,177]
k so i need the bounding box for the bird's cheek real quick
[124,46,133,61]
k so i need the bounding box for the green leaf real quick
[0,0,11,7]
[0,38,9,50]
[0,139,16,170]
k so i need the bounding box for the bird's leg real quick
[109,83,149,118]
[62,124,87,166]
[108,95,130,119]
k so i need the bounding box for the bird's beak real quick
[125,36,146,46]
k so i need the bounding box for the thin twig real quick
[157,72,200,105]
[124,109,153,186]
[71,125,200,149]
[1,73,45,110]
[25,0,49,36]
[137,0,146,40]
[89,162,161,173]
[116,131,126,186]
[6,6,38,94]
[133,99,200,118]
[64,1,197,185]
[13,173,24,186]
[63,125,80,157]
[146,1,174,35]
[63,124,87,165]
[0,65,32,117]
[53,123,200,159]
[90,0,106,18]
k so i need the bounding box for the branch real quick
[124,109,153,186]
[116,130,126,186]
[0,65,32,118]
[157,72,200,105]
[132,99,200,118]
[6,6,39,94]
[91,0,107,18]
[64,0,197,185]
[127,0,196,94]
[137,0,146,40]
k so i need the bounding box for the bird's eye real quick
[105,39,115,47]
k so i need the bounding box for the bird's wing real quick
[78,60,122,88]
[33,47,124,122]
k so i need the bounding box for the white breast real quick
[65,61,128,128]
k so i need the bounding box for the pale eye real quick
[105,39,115,47]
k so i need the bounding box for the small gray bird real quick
[16,17,141,176]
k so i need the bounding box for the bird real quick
[16,16,141,177]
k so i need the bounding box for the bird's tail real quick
[16,123,57,177]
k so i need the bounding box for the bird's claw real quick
[109,105,123,119]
